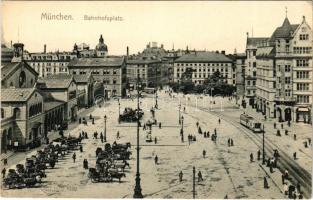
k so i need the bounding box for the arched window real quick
[13,107,21,119]
[1,108,5,119]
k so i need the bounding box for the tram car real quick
[240,113,262,133]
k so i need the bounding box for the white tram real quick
[240,113,262,133]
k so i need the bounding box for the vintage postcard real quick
[0,1,312,199]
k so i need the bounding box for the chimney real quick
[161,44,164,48]
[215,50,219,54]
[221,50,226,55]
[246,32,249,38]
[10,40,12,48]
[303,16,306,22]
[44,44,46,53]
[126,46,129,58]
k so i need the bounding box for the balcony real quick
[274,96,296,102]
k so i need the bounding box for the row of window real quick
[176,63,231,67]
[296,83,310,91]
[31,62,68,67]
[103,79,118,84]
[299,34,309,40]
[176,73,231,79]
[296,71,310,79]
[29,103,42,118]
[296,60,309,67]
[293,47,312,54]
[72,70,118,75]
[297,95,310,103]
[177,68,229,73]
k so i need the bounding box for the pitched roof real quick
[37,74,73,89]
[174,52,232,63]
[269,17,299,42]
[256,46,275,58]
[127,58,162,64]
[1,88,36,102]
[73,74,92,83]
[68,57,124,68]
[1,61,38,80]
[246,37,269,46]
[44,100,65,112]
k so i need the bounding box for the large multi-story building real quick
[245,35,269,106]
[173,51,235,85]
[256,15,312,123]
[23,35,108,77]
[68,56,127,98]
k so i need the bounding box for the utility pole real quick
[192,166,196,199]
[133,71,143,198]
[262,124,265,164]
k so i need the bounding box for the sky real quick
[2,1,312,55]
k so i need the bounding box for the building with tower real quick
[256,15,312,123]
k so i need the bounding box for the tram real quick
[240,113,262,133]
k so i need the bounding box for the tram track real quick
[191,104,312,198]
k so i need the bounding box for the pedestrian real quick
[207,131,210,138]
[218,118,221,124]
[92,118,95,124]
[72,153,76,163]
[1,168,6,178]
[154,155,158,165]
[298,193,303,199]
[282,173,285,184]
[90,114,92,119]
[79,118,82,124]
[159,122,162,129]
[227,138,230,147]
[202,150,206,158]
[196,121,199,127]
[179,171,183,182]
[181,135,184,143]
[288,120,291,127]
[250,153,254,162]
[184,107,186,112]
[257,150,261,160]
[214,128,217,135]
[85,132,88,139]
[155,137,157,144]
[274,122,276,129]
[264,177,269,188]
[285,169,289,180]
[276,130,281,136]
[143,124,146,130]
[117,131,120,139]
[281,123,284,129]
[198,171,203,182]
[100,132,104,143]
[284,183,289,195]
[293,152,297,160]
[80,145,83,152]
[296,182,301,193]
[285,130,288,135]
[294,134,296,141]
[230,139,234,146]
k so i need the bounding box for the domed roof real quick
[96,43,108,51]
[95,34,108,51]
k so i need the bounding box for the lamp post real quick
[179,103,181,125]
[155,90,158,109]
[181,115,184,142]
[192,166,196,199]
[210,88,214,110]
[133,73,143,198]
[104,115,107,142]
[262,124,265,164]
[118,99,121,124]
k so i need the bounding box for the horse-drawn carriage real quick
[3,167,43,189]
[89,142,131,183]
[119,108,144,122]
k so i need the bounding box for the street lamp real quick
[118,99,121,124]
[133,73,143,198]
[179,103,181,125]
[104,115,107,142]
[181,115,184,142]
[155,90,158,109]
[262,124,265,164]
[210,88,214,110]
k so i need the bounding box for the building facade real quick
[173,51,235,85]
[68,57,127,98]
[256,16,312,123]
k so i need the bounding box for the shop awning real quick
[297,108,309,112]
